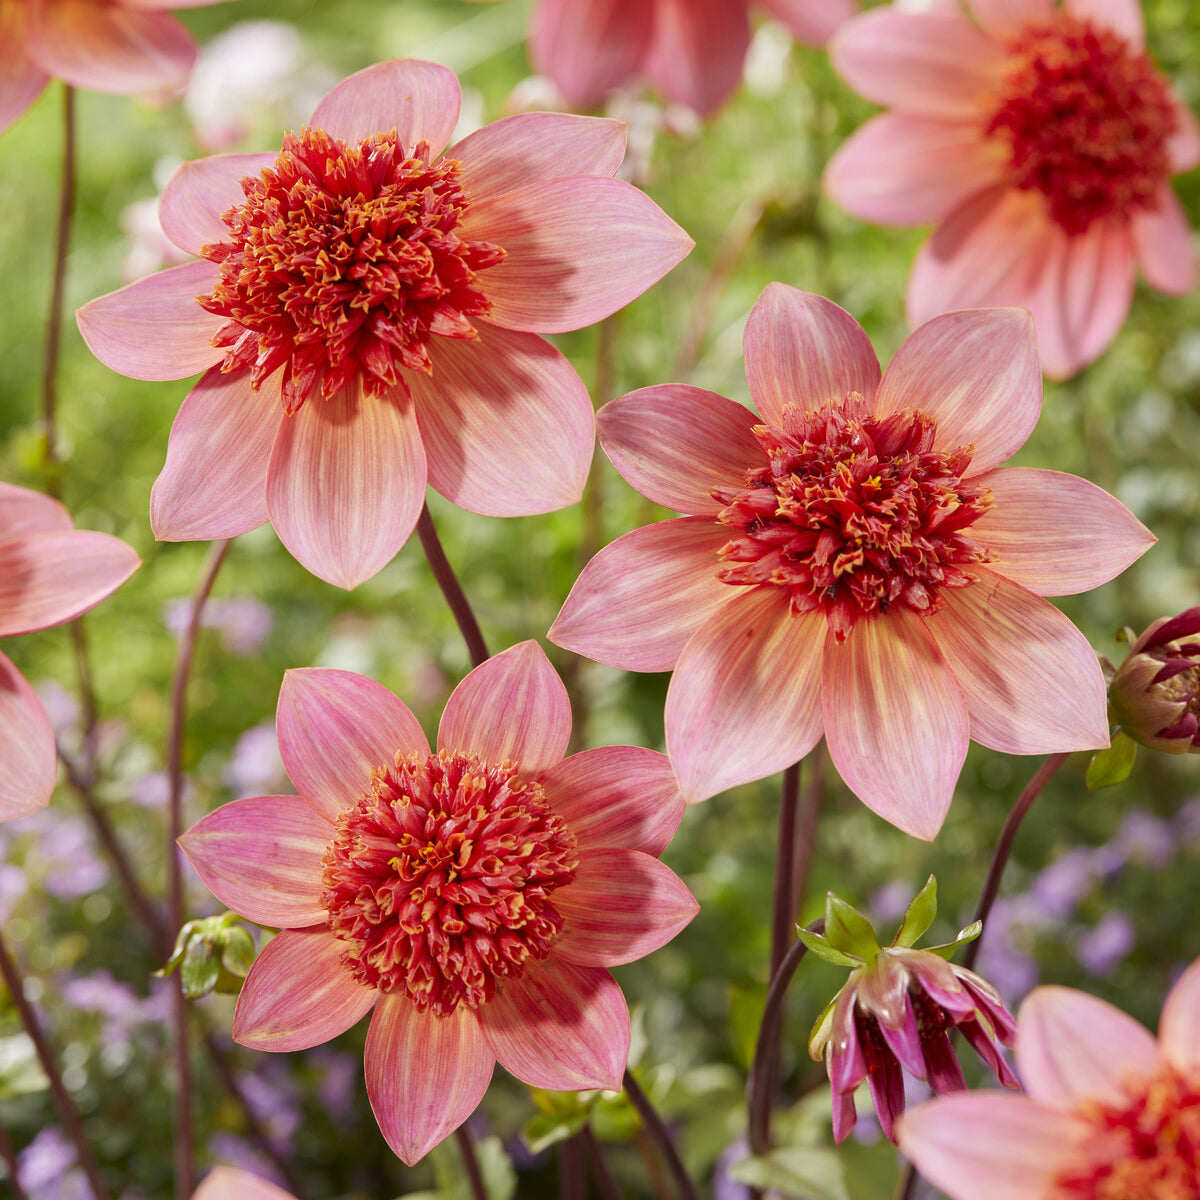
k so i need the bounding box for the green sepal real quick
[181,936,220,999]
[924,920,983,960]
[797,927,862,968]
[893,875,938,948]
[158,913,259,999]
[806,988,844,1060]
[730,1147,850,1200]
[1086,731,1137,790]
[823,892,880,961]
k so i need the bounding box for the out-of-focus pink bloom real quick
[193,1165,294,1200]
[0,482,140,821]
[898,956,1200,1198]
[824,0,1200,379]
[179,641,697,1163]
[78,59,692,589]
[551,285,1154,838]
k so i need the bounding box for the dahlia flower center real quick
[199,127,505,413]
[984,14,1178,235]
[319,749,578,1017]
[712,397,992,641]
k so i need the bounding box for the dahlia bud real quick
[804,878,1017,1144]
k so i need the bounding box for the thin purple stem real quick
[0,1111,31,1200]
[454,1125,488,1200]
[416,502,489,668]
[558,1131,588,1200]
[623,1069,699,1200]
[582,1125,624,1200]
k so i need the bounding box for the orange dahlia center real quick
[199,127,505,414]
[984,13,1178,236]
[1054,1066,1200,1199]
[319,749,577,1017]
[712,397,992,641]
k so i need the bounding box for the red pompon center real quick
[319,749,578,1017]
[199,128,505,413]
[984,14,1178,235]
[712,397,993,641]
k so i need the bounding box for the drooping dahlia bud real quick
[804,878,1017,1144]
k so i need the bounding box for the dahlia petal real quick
[177,796,331,929]
[233,929,378,1052]
[642,0,750,117]
[309,59,461,156]
[0,530,139,637]
[437,641,570,780]
[365,994,494,1166]
[828,991,867,1095]
[548,519,732,672]
[744,283,881,425]
[758,0,857,46]
[822,609,968,841]
[972,467,1154,595]
[867,1048,906,1142]
[958,1019,1020,1089]
[0,4,47,134]
[874,308,1041,476]
[192,1167,296,1200]
[411,324,593,518]
[1167,98,1200,173]
[1131,187,1198,296]
[877,997,929,1077]
[1065,0,1144,46]
[480,958,629,1091]
[922,1031,967,1094]
[0,482,72,537]
[831,1089,857,1145]
[554,850,698,966]
[0,652,56,822]
[1159,956,1200,1075]
[598,385,763,515]
[266,383,427,590]
[159,152,277,257]
[150,367,278,541]
[276,668,429,823]
[76,261,224,382]
[463,177,692,334]
[964,0,1054,38]
[1016,985,1159,1109]
[665,590,825,803]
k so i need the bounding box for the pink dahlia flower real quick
[194,1167,292,1200]
[77,59,692,589]
[898,955,1200,1198]
[0,482,140,821]
[550,285,1154,839]
[179,641,698,1164]
[823,0,1200,379]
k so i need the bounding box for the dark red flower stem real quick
[558,1131,588,1200]
[454,1125,488,1200]
[623,1069,699,1200]
[416,502,489,668]
[581,1125,623,1200]
[0,1114,30,1200]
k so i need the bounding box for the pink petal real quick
[0,530,139,637]
[926,571,1110,755]
[309,59,461,155]
[437,641,570,779]
[1159,956,1200,1075]
[365,994,494,1166]
[598,385,762,516]
[758,0,857,46]
[665,589,825,803]
[1131,186,1198,296]
[548,518,732,673]
[0,4,47,134]
[177,796,331,929]
[873,308,1041,475]
[150,367,278,541]
[1016,985,1159,1109]
[76,261,224,382]
[0,482,72,536]
[972,467,1154,595]
[642,0,750,117]
[541,746,684,855]
[276,668,429,824]
[822,609,968,841]
[1167,97,1200,173]
[743,283,881,426]
[1065,0,1144,46]
[159,152,276,257]
[266,383,427,590]
[233,928,377,1051]
[0,652,56,822]
[480,958,629,1090]
[192,1167,296,1200]
[554,849,697,965]
[410,323,593,518]
[964,0,1054,37]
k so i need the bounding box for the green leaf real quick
[797,928,862,968]
[1086,731,1137,790]
[893,875,938,948]
[429,1133,515,1200]
[0,1034,48,1099]
[521,1111,589,1155]
[823,893,880,960]
[730,1147,851,1200]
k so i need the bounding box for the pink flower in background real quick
[194,1165,294,1200]
[824,0,1200,379]
[78,59,692,589]
[551,285,1154,838]
[0,482,139,821]
[898,956,1200,1198]
[180,641,697,1163]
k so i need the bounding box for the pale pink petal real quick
[1131,187,1198,296]
[410,323,593,517]
[480,958,628,1090]
[874,308,1041,475]
[159,152,276,257]
[744,283,881,425]
[266,383,426,590]
[76,260,223,382]
[0,531,139,636]
[308,59,460,155]
[233,929,377,1051]
[276,668,429,824]
[0,652,56,822]
[598,385,762,516]
[972,467,1154,594]
[1159,956,1200,1075]
[1065,0,1144,46]
[758,0,857,46]
[665,589,825,803]
[643,0,750,117]
[365,994,494,1166]
[1167,98,1200,173]
[1016,985,1159,1109]
[0,3,47,134]
[192,1167,296,1200]
[178,796,331,929]
[822,609,968,841]
[437,641,570,779]
[0,482,72,537]
[926,572,1110,755]
[964,0,1054,38]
